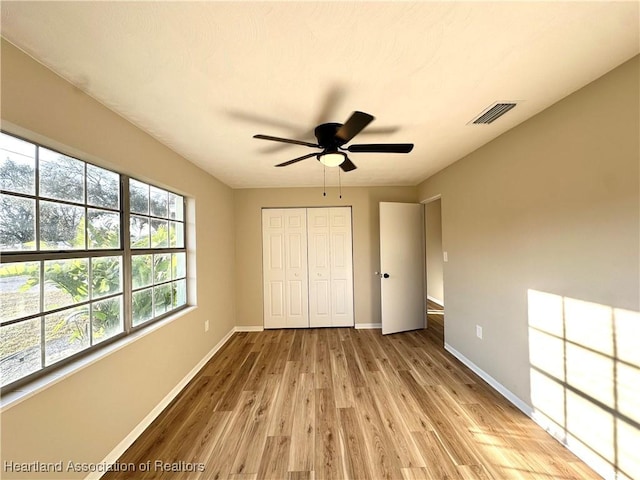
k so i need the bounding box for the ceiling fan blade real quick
[227,109,299,130]
[275,152,319,167]
[347,143,414,153]
[358,126,399,136]
[335,111,374,143]
[254,134,320,148]
[340,157,357,172]
[315,85,346,125]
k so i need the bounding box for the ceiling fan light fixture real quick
[318,151,346,167]
[254,110,412,172]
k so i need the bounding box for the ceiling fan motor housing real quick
[315,123,345,149]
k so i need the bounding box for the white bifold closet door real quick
[307,207,354,327]
[262,209,309,328]
[262,207,353,329]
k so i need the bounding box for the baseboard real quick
[86,326,236,480]
[427,295,444,307]
[235,325,264,332]
[444,343,532,416]
[529,405,615,479]
[355,323,382,329]
[443,343,615,479]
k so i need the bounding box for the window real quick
[128,179,187,326]
[0,132,187,390]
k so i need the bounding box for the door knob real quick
[374,272,390,279]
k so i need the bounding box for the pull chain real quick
[323,165,327,196]
[338,167,342,199]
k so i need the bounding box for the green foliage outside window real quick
[0,227,178,345]
[1,132,187,388]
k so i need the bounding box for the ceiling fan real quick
[253,111,413,172]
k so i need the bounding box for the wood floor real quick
[425,300,444,347]
[103,312,600,480]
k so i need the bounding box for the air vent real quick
[471,102,517,124]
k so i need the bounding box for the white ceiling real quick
[1,1,638,188]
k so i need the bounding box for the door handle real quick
[375,272,390,279]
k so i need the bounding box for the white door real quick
[308,207,354,327]
[379,202,425,334]
[262,209,309,328]
[307,208,331,327]
[329,208,354,327]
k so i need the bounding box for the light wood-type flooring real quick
[103,310,599,480]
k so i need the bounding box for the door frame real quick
[421,194,444,337]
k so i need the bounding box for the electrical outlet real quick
[443,251,448,262]
[205,320,210,332]
[476,325,483,339]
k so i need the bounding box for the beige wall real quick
[418,56,639,477]
[425,199,444,305]
[234,187,417,327]
[2,31,638,480]
[1,40,236,478]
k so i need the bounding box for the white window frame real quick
[0,131,188,392]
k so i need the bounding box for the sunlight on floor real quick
[527,289,640,480]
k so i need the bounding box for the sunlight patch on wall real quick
[527,289,640,480]
[566,391,615,467]
[618,418,640,479]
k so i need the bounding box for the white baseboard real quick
[444,343,532,416]
[235,325,264,332]
[355,323,382,329]
[87,326,236,480]
[427,295,444,307]
[444,343,616,479]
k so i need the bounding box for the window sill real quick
[0,305,197,412]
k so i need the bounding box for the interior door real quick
[379,202,425,334]
[308,207,354,327]
[328,208,354,327]
[262,208,309,328]
[307,208,331,327]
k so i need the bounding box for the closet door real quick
[262,209,309,328]
[329,207,354,327]
[308,207,354,327]
[307,209,332,327]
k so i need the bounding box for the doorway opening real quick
[423,196,445,345]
